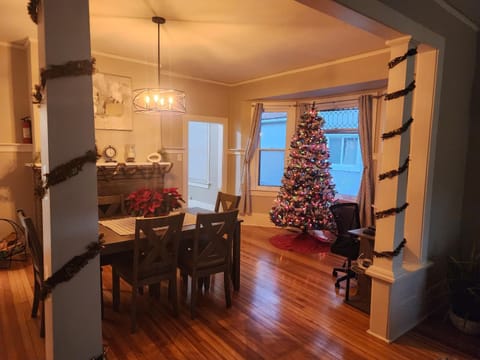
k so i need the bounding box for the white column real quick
[37,1,102,359]
[367,36,416,341]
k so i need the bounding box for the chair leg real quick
[170,277,178,317]
[131,286,137,333]
[181,271,188,297]
[100,267,104,319]
[190,274,198,319]
[40,300,45,338]
[112,268,120,312]
[204,276,211,291]
[224,271,232,308]
[345,259,352,301]
[32,279,40,318]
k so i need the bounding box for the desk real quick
[99,208,242,291]
[346,228,375,314]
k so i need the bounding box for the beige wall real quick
[0,147,34,234]
[0,44,30,143]
[228,51,389,215]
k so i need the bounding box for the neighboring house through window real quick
[253,99,363,200]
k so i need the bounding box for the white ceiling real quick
[0,0,476,85]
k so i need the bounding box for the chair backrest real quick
[329,202,361,235]
[192,210,239,267]
[133,212,185,281]
[98,194,125,219]
[214,192,241,213]
[17,210,43,279]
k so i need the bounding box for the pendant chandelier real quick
[132,16,186,114]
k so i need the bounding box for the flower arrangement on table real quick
[126,187,185,217]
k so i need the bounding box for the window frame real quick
[251,103,296,193]
[251,97,370,202]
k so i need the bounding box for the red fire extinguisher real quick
[21,116,32,144]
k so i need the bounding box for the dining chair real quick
[178,209,239,319]
[16,209,45,338]
[98,194,126,219]
[111,212,185,333]
[329,202,361,301]
[214,192,241,213]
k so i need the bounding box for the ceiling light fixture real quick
[132,16,186,114]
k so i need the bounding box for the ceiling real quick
[0,0,477,85]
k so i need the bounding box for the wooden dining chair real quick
[111,212,185,333]
[214,192,241,213]
[178,209,239,319]
[98,194,126,219]
[16,209,45,338]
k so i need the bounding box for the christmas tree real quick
[270,103,337,233]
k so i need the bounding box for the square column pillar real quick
[37,0,102,359]
[366,36,416,341]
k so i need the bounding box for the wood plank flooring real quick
[1,225,479,359]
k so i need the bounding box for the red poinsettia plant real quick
[126,187,185,217]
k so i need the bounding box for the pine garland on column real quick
[270,103,337,233]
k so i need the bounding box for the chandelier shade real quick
[133,88,186,113]
[132,16,186,114]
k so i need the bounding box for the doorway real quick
[186,117,226,210]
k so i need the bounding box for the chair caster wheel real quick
[332,270,337,277]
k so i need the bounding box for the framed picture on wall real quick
[93,73,133,131]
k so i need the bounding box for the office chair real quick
[329,202,361,300]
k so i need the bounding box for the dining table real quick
[98,207,242,291]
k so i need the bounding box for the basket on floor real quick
[0,218,26,268]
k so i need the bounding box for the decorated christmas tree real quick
[270,103,337,233]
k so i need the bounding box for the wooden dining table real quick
[99,208,242,291]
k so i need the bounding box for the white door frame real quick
[183,114,229,207]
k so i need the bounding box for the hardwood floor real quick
[1,225,479,359]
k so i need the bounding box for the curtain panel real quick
[357,95,375,227]
[239,103,263,215]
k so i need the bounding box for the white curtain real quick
[240,103,263,215]
[357,95,375,227]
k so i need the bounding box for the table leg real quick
[232,222,241,291]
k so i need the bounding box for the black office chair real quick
[329,202,361,300]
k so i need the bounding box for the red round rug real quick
[269,232,332,254]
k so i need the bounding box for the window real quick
[253,104,296,191]
[253,101,363,199]
[258,112,287,186]
[320,107,363,197]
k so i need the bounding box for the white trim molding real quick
[0,143,34,153]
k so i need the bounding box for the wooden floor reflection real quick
[1,225,478,359]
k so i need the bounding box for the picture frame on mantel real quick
[93,73,133,131]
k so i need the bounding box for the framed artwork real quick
[93,73,133,131]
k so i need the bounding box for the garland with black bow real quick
[32,59,96,105]
[373,238,407,258]
[384,80,416,101]
[381,117,414,140]
[379,156,410,181]
[375,202,409,220]
[36,150,98,198]
[388,47,418,69]
[27,0,39,24]
[41,237,104,300]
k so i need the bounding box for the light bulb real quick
[145,95,150,104]
[153,94,159,103]
[160,97,165,106]
[168,96,173,105]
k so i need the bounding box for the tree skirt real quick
[269,232,332,254]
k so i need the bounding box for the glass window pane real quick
[342,137,358,165]
[260,112,287,148]
[259,150,285,186]
[331,169,362,197]
[320,108,359,129]
[327,136,341,164]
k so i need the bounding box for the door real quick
[186,117,226,210]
